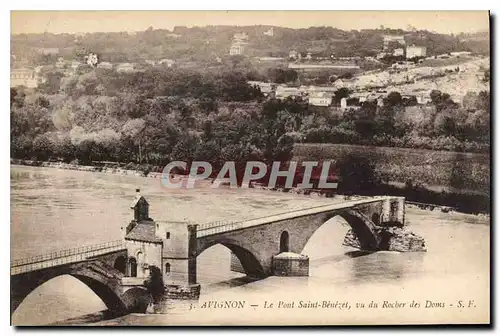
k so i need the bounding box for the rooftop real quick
[125,222,162,244]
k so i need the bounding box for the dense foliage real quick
[10,66,490,170]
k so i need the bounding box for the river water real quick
[10,165,490,325]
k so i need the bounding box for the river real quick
[10,165,490,325]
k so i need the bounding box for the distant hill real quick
[11,26,490,65]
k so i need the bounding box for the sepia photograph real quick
[9,10,491,326]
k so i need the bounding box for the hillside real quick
[337,56,489,102]
[11,26,490,65]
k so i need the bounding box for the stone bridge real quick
[161,196,406,295]
[10,241,152,318]
[11,191,408,318]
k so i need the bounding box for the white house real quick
[393,48,404,57]
[233,32,249,41]
[116,63,137,73]
[275,85,301,100]
[229,42,245,56]
[383,35,406,49]
[97,61,113,69]
[406,45,427,59]
[10,68,40,88]
[308,92,332,107]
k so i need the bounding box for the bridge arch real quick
[297,210,381,255]
[196,239,266,278]
[11,267,129,317]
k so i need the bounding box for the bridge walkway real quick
[11,240,126,276]
[196,196,391,237]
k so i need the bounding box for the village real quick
[11,29,489,115]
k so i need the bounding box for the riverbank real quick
[10,158,161,178]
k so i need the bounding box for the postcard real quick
[10,10,490,326]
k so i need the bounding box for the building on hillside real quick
[159,59,175,67]
[415,92,432,104]
[306,52,313,60]
[233,32,249,41]
[406,45,427,59]
[355,92,386,104]
[229,42,245,56]
[248,81,276,96]
[393,48,404,57]
[263,27,274,37]
[38,48,60,55]
[116,63,137,73]
[275,85,301,100]
[10,68,40,88]
[55,57,67,69]
[340,97,347,109]
[308,92,332,107]
[289,50,298,59]
[383,35,406,50]
[97,61,113,69]
[450,51,472,57]
[306,86,338,95]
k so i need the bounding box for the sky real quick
[11,11,490,35]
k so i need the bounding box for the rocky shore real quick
[343,226,427,252]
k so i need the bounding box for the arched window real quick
[128,257,137,277]
[165,263,171,275]
[280,231,289,253]
[166,232,171,239]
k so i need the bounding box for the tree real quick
[336,154,380,194]
[143,266,164,304]
[122,118,146,163]
[333,87,351,104]
[10,88,25,108]
[39,71,64,94]
[385,91,403,107]
[430,90,443,104]
[462,91,478,111]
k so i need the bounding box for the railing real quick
[197,196,393,238]
[11,240,126,274]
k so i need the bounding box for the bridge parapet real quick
[197,196,403,238]
[11,240,126,275]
